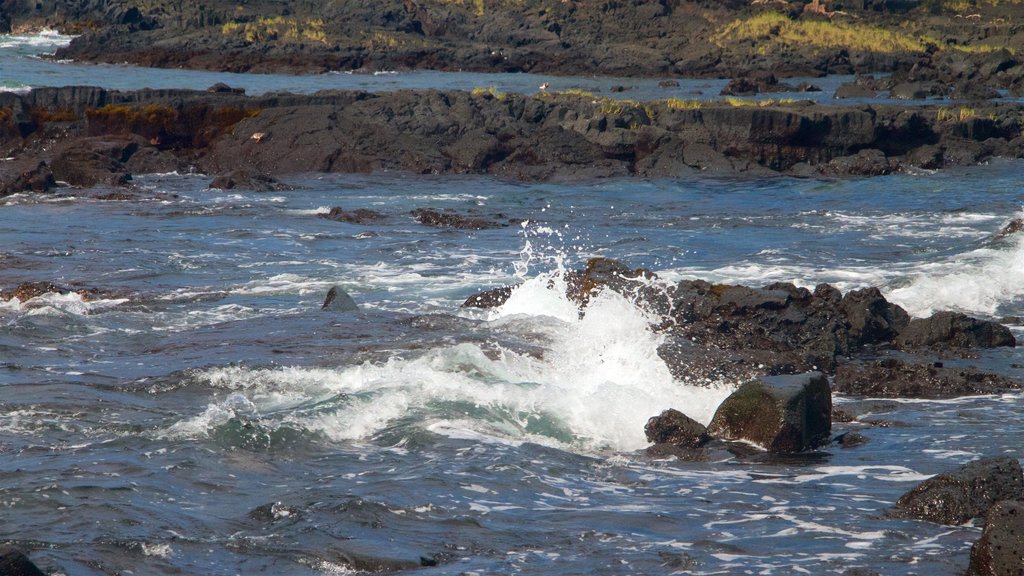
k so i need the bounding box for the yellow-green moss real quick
[221,16,327,44]
[714,12,929,55]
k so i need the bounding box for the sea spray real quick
[168,262,732,452]
[887,213,1024,318]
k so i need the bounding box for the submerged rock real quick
[0,545,46,576]
[997,218,1024,238]
[411,208,504,230]
[891,456,1024,525]
[322,286,358,312]
[966,500,1024,576]
[319,207,386,225]
[707,372,831,454]
[0,281,99,302]
[209,170,288,192]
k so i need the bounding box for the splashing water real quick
[887,211,1024,318]
[169,234,732,453]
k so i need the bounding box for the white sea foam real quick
[886,229,1024,317]
[166,273,733,452]
[0,29,74,50]
[1,291,128,316]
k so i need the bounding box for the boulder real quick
[707,372,832,453]
[891,456,1024,525]
[0,545,46,576]
[645,409,710,449]
[833,358,1023,398]
[966,500,1024,576]
[321,286,358,312]
[896,311,1015,350]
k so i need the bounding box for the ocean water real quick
[2,31,1024,576]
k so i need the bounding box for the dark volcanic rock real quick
[891,456,1024,525]
[319,207,386,225]
[997,218,1024,238]
[839,287,910,347]
[707,372,832,453]
[462,286,515,309]
[0,545,46,576]
[645,408,710,449]
[833,358,1023,398]
[825,149,891,176]
[49,143,132,186]
[896,311,1016,350]
[321,286,358,312]
[966,500,1024,576]
[411,208,503,230]
[0,161,56,196]
[565,257,656,308]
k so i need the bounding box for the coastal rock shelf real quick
[3,86,1024,191]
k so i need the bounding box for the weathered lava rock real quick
[966,500,1024,576]
[645,408,710,449]
[833,358,1022,398]
[896,311,1016,350]
[707,372,831,453]
[891,456,1024,525]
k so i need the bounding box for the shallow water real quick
[4,27,1024,576]
[0,30,935,105]
[1,165,1023,575]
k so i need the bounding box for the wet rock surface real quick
[4,87,1024,185]
[891,457,1024,525]
[834,358,1023,398]
[645,408,711,449]
[0,545,46,576]
[707,372,832,454]
[966,500,1024,576]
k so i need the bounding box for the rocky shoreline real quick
[4,84,1024,192]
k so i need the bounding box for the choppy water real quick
[3,30,1024,576]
